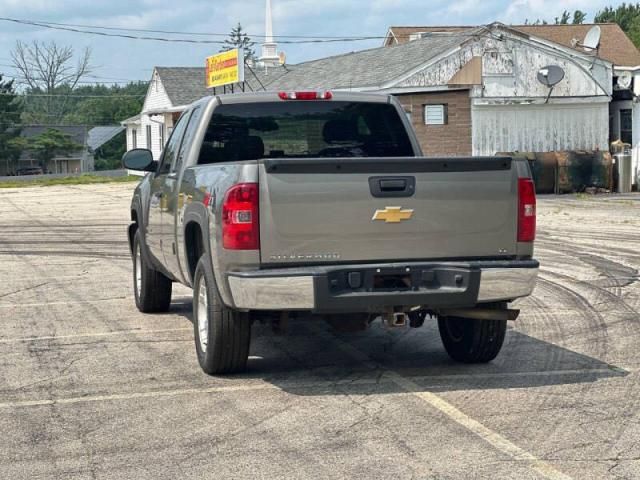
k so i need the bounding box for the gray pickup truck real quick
[123,91,538,375]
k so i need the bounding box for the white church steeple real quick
[260,0,279,67]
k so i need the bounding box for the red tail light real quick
[278,91,333,100]
[518,178,536,242]
[222,183,260,250]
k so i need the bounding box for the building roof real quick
[155,65,291,107]
[87,126,125,151]
[266,31,472,91]
[120,114,141,126]
[386,26,473,45]
[516,24,640,67]
[155,67,209,107]
[20,126,87,148]
[385,23,640,67]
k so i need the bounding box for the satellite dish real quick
[617,71,633,89]
[583,25,601,51]
[537,65,565,87]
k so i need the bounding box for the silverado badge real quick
[372,207,414,223]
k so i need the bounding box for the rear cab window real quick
[198,101,415,164]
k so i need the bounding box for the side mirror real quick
[122,149,157,172]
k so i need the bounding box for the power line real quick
[0,92,146,98]
[0,17,500,42]
[0,17,379,44]
[3,17,385,40]
[0,64,148,84]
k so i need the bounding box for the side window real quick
[159,124,165,152]
[171,106,203,173]
[157,112,190,175]
[424,104,448,125]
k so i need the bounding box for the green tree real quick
[572,10,588,24]
[22,81,147,126]
[595,3,640,48]
[555,10,572,24]
[0,74,24,174]
[220,23,256,63]
[525,9,587,25]
[27,128,83,168]
[94,131,126,171]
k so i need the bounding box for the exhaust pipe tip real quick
[383,312,408,328]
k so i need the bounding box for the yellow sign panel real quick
[205,49,245,89]
[372,207,415,223]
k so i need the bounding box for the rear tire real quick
[193,256,251,375]
[132,229,172,313]
[438,305,507,363]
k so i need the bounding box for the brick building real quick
[399,90,472,157]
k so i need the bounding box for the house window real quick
[620,109,633,145]
[131,129,137,149]
[424,104,447,125]
[146,125,152,150]
[159,124,165,151]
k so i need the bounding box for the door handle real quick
[369,176,416,198]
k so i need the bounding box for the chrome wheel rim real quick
[135,243,142,295]
[197,278,209,353]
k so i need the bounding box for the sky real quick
[0,0,630,86]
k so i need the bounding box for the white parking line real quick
[321,332,574,480]
[0,377,385,409]
[0,367,620,414]
[0,384,278,409]
[0,327,192,344]
[406,367,629,381]
[0,298,133,308]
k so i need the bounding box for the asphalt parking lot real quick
[0,183,639,479]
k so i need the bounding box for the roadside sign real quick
[205,49,245,89]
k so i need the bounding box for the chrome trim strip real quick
[228,267,538,310]
[477,268,539,303]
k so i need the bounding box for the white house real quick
[385,23,640,183]
[121,67,205,160]
[121,65,290,160]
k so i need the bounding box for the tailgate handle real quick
[380,179,407,191]
[369,176,415,198]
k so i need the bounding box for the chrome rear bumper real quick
[227,260,538,312]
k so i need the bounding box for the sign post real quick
[205,49,245,93]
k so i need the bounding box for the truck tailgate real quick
[259,157,518,265]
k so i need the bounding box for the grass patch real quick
[0,174,141,189]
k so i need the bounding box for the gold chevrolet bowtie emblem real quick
[372,206,414,223]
